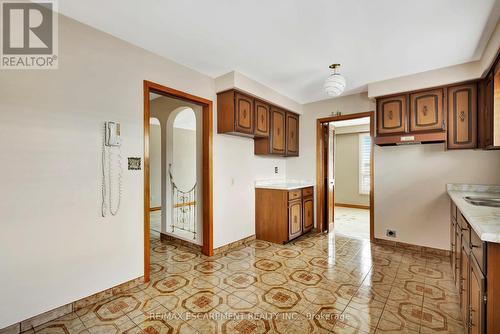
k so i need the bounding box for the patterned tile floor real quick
[334,207,370,240]
[30,231,463,333]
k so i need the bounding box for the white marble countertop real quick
[255,179,315,190]
[447,183,500,243]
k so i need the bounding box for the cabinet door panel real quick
[289,200,302,239]
[410,89,444,132]
[271,108,286,155]
[286,112,299,156]
[235,93,254,134]
[470,257,485,334]
[303,197,313,232]
[461,246,470,325]
[377,95,407,134]
[448,84,477,149]
[254,100,269,137]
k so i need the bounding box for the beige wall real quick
[334,133,369,207]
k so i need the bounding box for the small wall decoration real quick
[128,157,141,170]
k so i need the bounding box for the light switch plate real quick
[128,157,141,170]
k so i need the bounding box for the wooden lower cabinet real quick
[303,197,313,232]
[461,244,470,325]
[256,186,314,244]
[450,198,496,333]
[470,256,485,334]
[288,200,302,239]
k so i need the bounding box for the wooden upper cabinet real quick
[217,90,253,136]
[234,92,254,134]
[271,107,286,155]
[479,73,494,148]
[254,100,270,137]
[447,83,477,149]
[286,112,299,156]
[377,95,407,135]
[409,88,444,132]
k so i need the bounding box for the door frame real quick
[143,80,213,283]
[316,111,375,241]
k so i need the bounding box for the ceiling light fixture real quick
[324,64,346,97]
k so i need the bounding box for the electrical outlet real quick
[274,166,279,174]
[386,229,397,238]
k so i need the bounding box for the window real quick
[359,132,371,195]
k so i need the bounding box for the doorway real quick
[143,81,213,282]
[316,111,374,241]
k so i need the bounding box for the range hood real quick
[375,131,446,146]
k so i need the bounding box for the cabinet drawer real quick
[288,189,302,200]
[470,227,486,273]
[302,187,313,197]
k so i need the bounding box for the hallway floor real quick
[334,206,370,240]
[32,232,462,333]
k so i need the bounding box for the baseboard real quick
[335,203,370,210]
[160,232,202,251]
[1,276,144,334]
[213,235,256,255]
[373,238,450,257]
[149,206,161,212]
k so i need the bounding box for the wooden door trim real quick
[316,111,375,242]
[143,80,213,283]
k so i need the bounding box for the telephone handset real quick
[105,122,121,146]
[101,121,122,217]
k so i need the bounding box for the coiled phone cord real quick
[109,146,122,216]
[101,124,107,217]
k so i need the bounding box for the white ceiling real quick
[59,0,499,103]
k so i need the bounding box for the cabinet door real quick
[288,200,302,239]
[377,95,407,134]
[254,100,269,137]
[451,221,456,283]
[303,197,313,232]
[461,246,470,326]
[470,256,485,334]
[234,92,254,134]
[286,112,299,156]
[455,228,462,290]
[448,83,477,149]
[271,107,286,155]
[409,88,444,132]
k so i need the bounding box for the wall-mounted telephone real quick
[101,121,122,217]
[105,121,121,146]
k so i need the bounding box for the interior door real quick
[322,123,335,233]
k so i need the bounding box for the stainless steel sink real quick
[464,196,500,207]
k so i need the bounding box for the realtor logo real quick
[1,0,58,69]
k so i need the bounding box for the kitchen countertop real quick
[447,183,500,243]
[255,180,315,190]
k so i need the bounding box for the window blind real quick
[359,133,371,195]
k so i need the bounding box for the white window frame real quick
[358,132,371,195]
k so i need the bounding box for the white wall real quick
[286,92,500,250]
[150,98,203,245]
[149,123,162,207]
[375,144,500,249]
[172,127,197,191]
[334,133,370,207]
[0,13,286,328]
